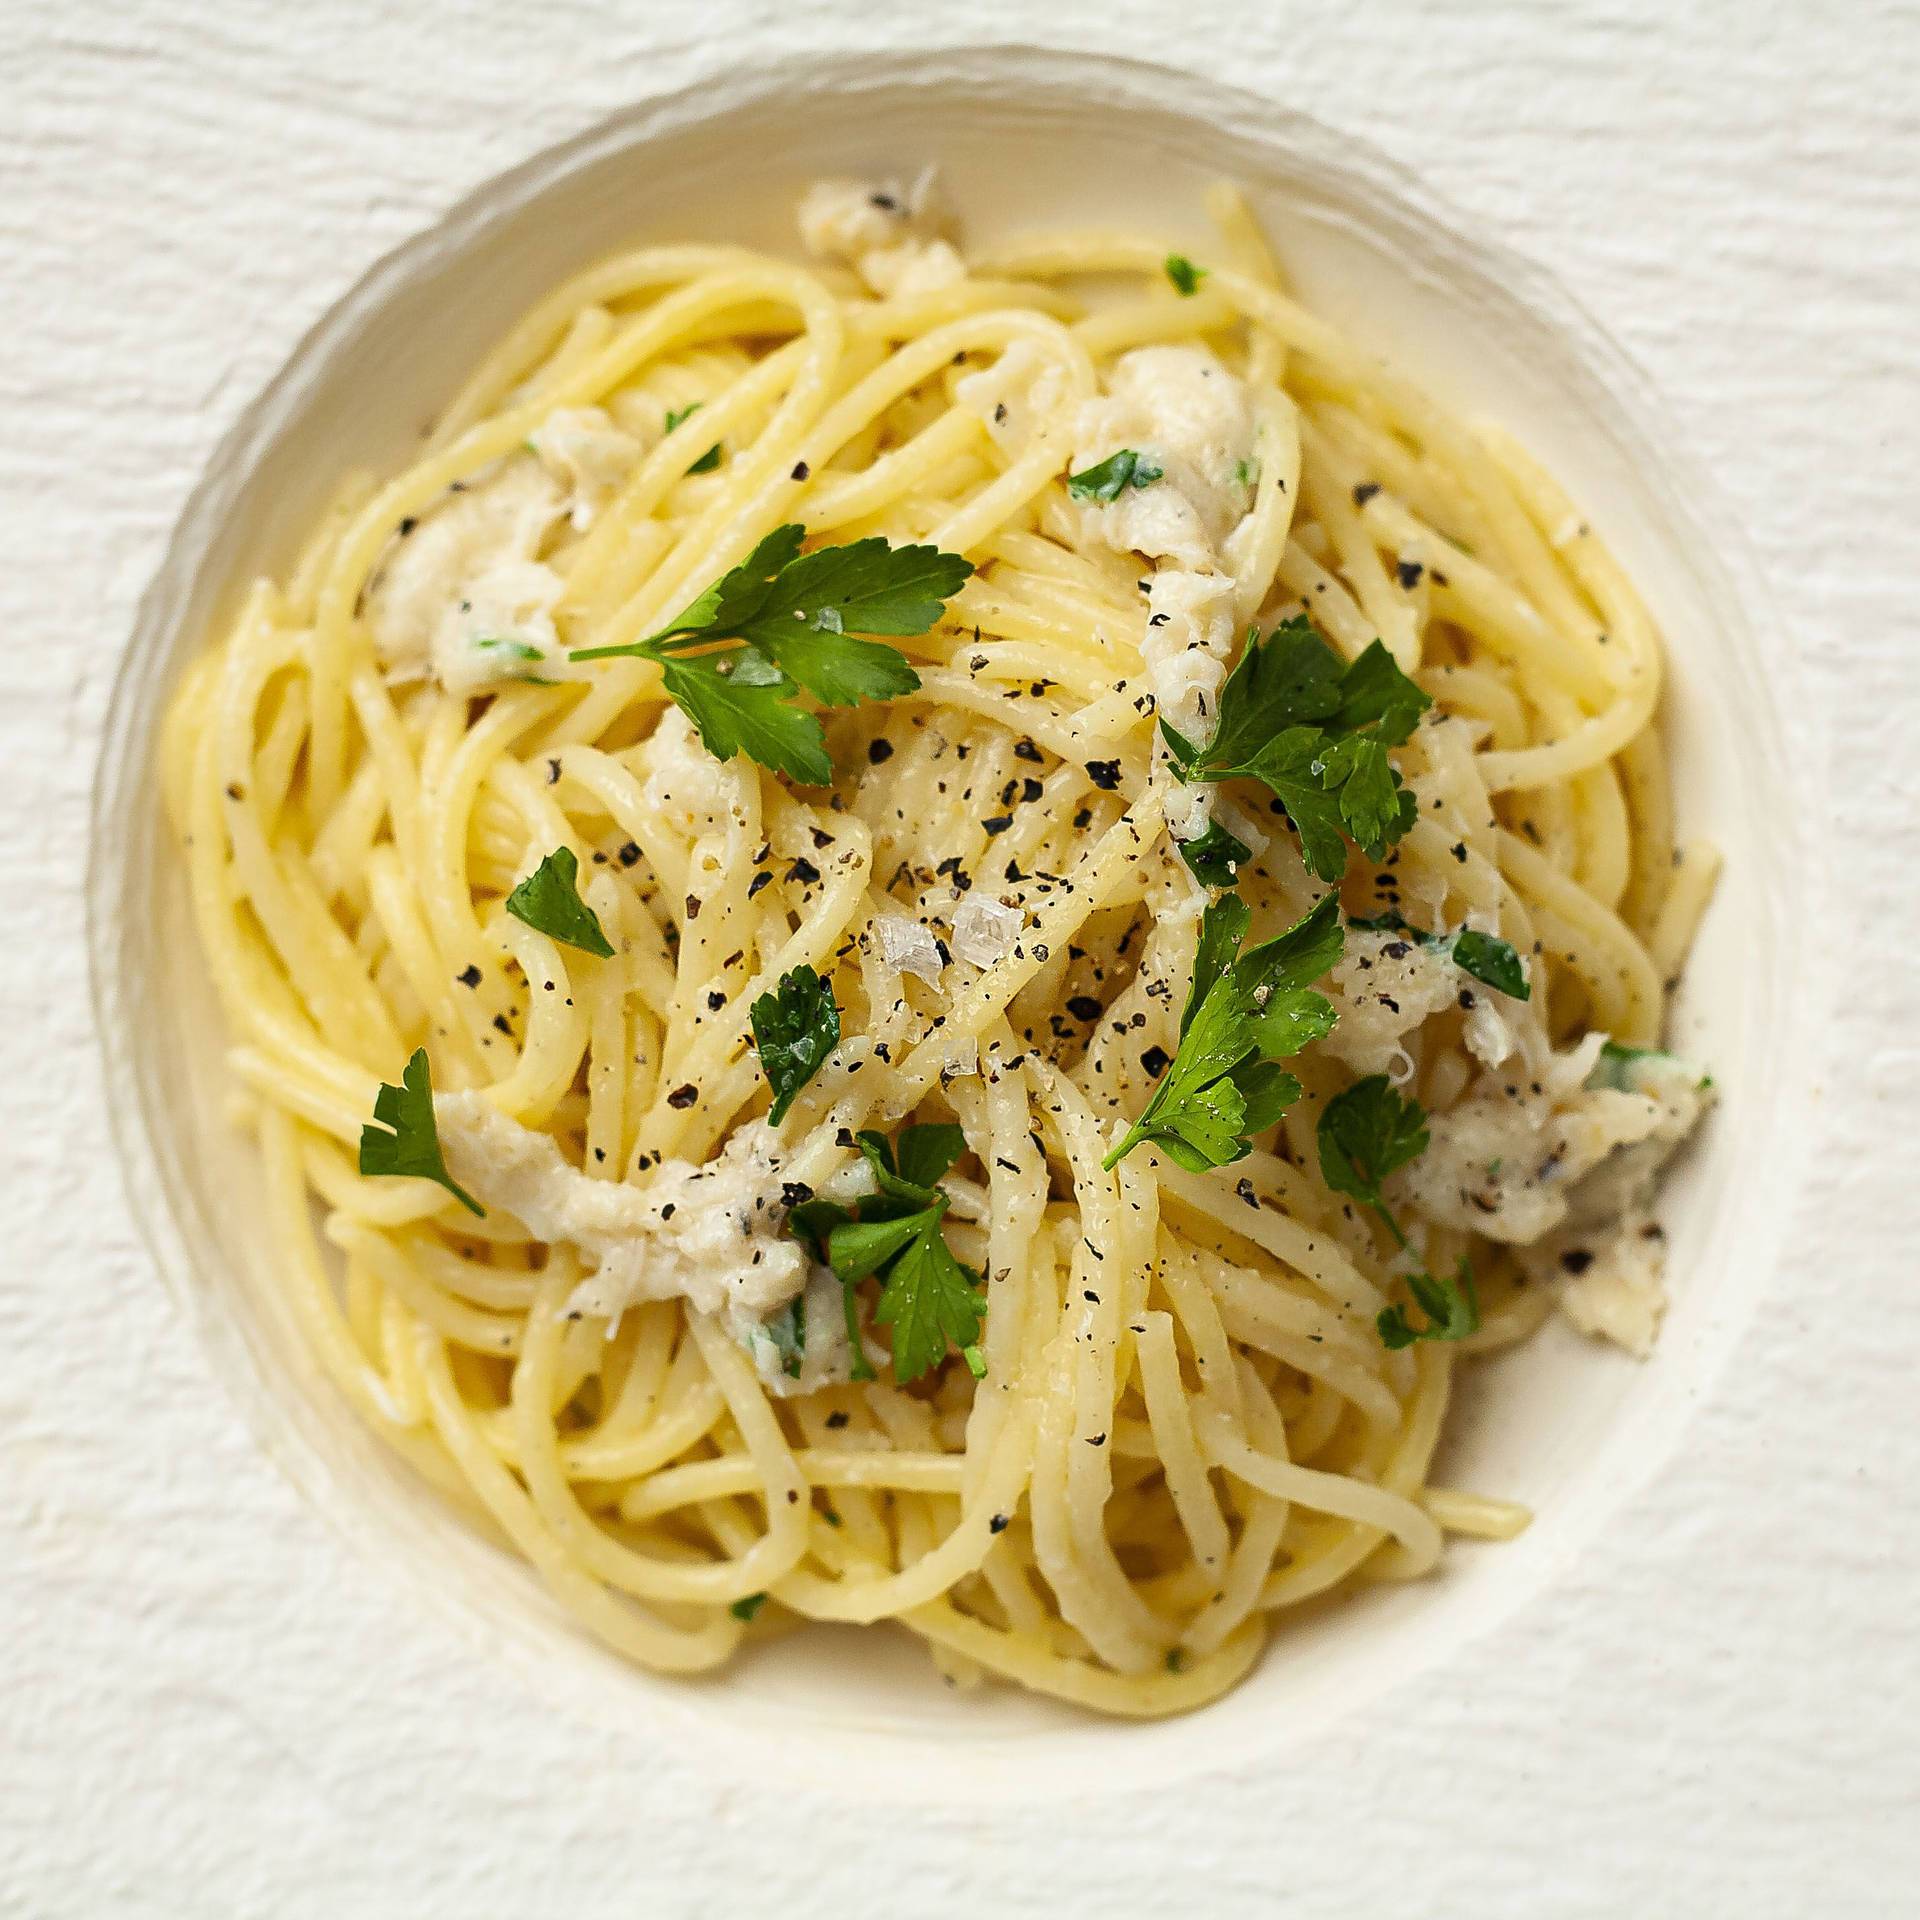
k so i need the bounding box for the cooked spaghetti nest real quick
[161,174,1719,1715]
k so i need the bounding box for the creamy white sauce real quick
[436,1095,810,1353]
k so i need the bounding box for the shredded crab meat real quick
[365,458,569,694]
[1397,1035,1711,1254]
[1072,344,1256,571]
[529,405,642,530]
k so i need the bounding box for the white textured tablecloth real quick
[3,4,1915,1913]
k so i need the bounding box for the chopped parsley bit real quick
[1587,1038,1708,1092]
[1160,615,1432,882]
[749,965,840,1124]
[1377,1259,1480,1351]
[1066,448,1164,503]
[1102,892,1343,1173]
[1316,1075,1481,1351]
[764,1294,806,1380]
[1177,817,1252,889]
[358,1048,483,1217]
[664,402,722,473]
[730,1592,768,1621]
[788,1123,986,1385]
[1164,253,1207,296]
[504,846,614,958]
[570,525,971,784]
[1346,910,1530,1001]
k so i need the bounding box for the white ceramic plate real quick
[88,45,1814,1805]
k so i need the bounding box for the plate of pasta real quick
[92,49,1797,1786]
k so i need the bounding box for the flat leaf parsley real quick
[358,1048,483,1217]
[504,846,615,958]
[1161,616,1433,882]
[1315,1074,1479,1350]
[570,525,972,784]
[788,1123,986,1385]
[1102,891,1344,1172]
[749,965,840,1125]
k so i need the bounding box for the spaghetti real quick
[161,177,1717,1714]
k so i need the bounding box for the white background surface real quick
[3,3,1915,1914]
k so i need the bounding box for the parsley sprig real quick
[504,846,614,958]
[1102,891,1344,1172]
[1347,910,1530,1001]
[788,1123,987,1385]
[1316,1074,1479,1350]
[749,965,840,1124]
[358,1048,484,1217]
[1161,616,1433,882]
[570,525,972,784]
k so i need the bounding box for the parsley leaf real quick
[1161,619,1432,882]
[665,402,721,474]
[1103,892,1342,1172]
[1067,448,1165,503]
[655,646,832,786]
[1316,1073,1429,1248]
[873,1221,990,1386]
[1449,929,1529,1000]
[504,846,615,958]
[1327,638,1433,745]
[1377,1257,1480,1349]
[1244,729,1359,883]
[1165,253,1207,296]
[730,1591,768,1621]
[1165,616,1344,774]
[570,527,971,782]
[749,965,840,1125]
[1346,910,1530,1002]
[1177,817,1252,888]
[1316,1075,1480,1350]
[811,1123,986,1385]
[358,1048,484,1216]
